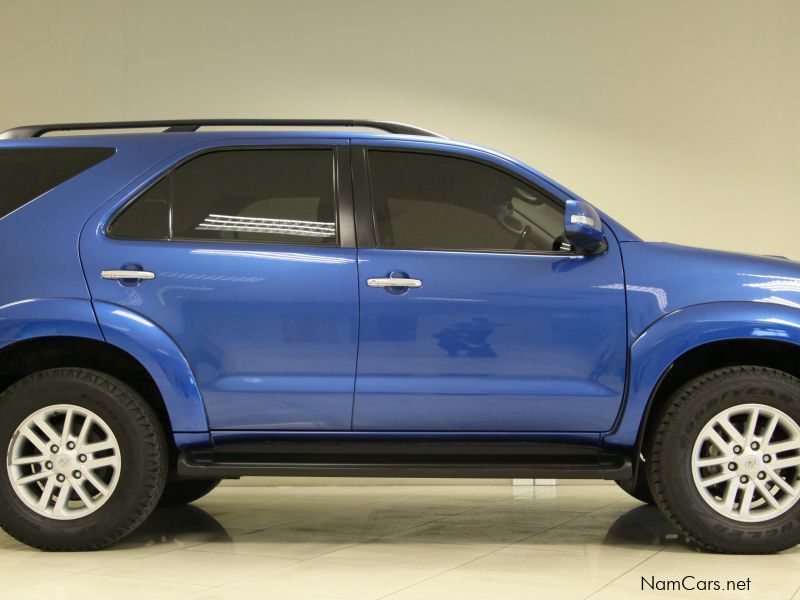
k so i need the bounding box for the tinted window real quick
[0,147,114,219]
[108,177,170,240]
[172,149,336,245]
[368,151,565,252]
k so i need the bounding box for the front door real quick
[352,145,627,432]
[81,142,359,430]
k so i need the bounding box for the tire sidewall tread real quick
[647,365,800,554]
[0,368,167,551]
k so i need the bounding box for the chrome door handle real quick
[367,277,422,288]
[101,270,156,281]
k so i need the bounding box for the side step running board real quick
[177,452,632,480]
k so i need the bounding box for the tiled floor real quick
[0,483,799,599]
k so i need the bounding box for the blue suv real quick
[1,119,799,554]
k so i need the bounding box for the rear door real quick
[351,143,627,432]
[81,140,359,430]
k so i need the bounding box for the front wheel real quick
[0,368,168,551]
[647,366,800,553]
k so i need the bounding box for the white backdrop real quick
[1,0,798,258]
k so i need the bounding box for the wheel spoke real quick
[71,479,95,508]
[60,409,74,447]
[36,477,56,511]
[755,479,781,509]
[11,454,45,466]
[75,415,93,449]
[82,440,115,455]
[766,469,797,496]
[722,479,739,510]
[718,418,745,445]
[53,482,71,516]
[84,456,118,470]
[696,455,730,468]
[766,439,800,455]
[15,470,50,485]
[739,481,756,517]
[700,471,737,488]
[80,469,108,495]
[744,407,760,443]
[32,416,60,445]
[762,414,780,446]
[772,456,800,470]
[706,428,731,454]
[19,426,50,455]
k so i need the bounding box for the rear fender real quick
[0,298,209,436]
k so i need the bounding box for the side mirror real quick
[564,199,605,253]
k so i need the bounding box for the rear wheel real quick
[647,366,800,553]
[0,368,167,550]
[159,478,221,507]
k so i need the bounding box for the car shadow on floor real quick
[602,505,682,547]
[123,504,236,546]
[123,502,682,552]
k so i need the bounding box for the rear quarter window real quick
[0,147,115,219]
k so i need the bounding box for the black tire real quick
[159,478,221,507]
[0,368,167,551]
[647,366,800,554]
[615,474,655,505]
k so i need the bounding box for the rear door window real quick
[172,149,336,245]
[109,148,337,246]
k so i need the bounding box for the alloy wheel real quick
[691,403,800,523]
[6,404,121,520]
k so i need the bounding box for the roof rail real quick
[0,119,446,140]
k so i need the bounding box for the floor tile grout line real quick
[170,493,510,599]
[581,540,675,600]
[374,496,625,600]
[152,490,630,599]
[0,541,199,593]
[0,487,650,599]
[0,569,78,595]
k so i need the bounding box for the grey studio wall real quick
[1,0,798,259]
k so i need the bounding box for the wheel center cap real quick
[741,454,760,474]
[54,454,72,473]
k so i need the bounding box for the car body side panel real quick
[620,242,800,340]
[0,136,246,437]
[604,242,800,449]
[350,139,628,432]
[92,301,210,432]
[0,136,211,310]
[353,248,628,432]
[81,137,360,431]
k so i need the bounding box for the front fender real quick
[93,301,209,432]
[604,301,800,449]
